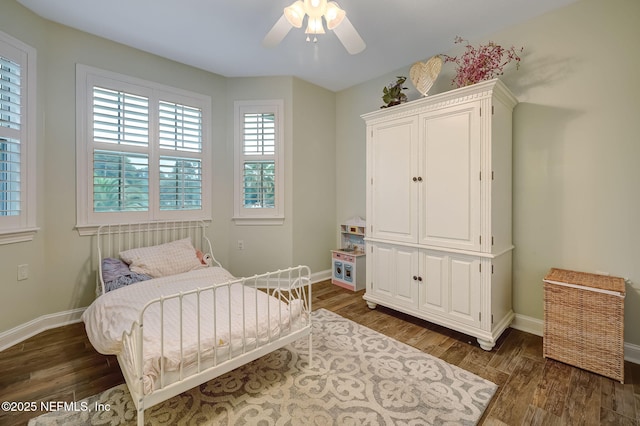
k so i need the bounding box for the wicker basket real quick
[543,268,625,383]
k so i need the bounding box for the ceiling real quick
[17,0,578,92]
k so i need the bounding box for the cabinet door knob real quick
[417,176,423,182]
[418,276,423,282]
[413,275,418,281]
[412,177,417,182]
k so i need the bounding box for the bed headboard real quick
[96,220,221,296]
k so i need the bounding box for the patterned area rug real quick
[29,309,496,425]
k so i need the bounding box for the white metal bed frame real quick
[95,221,312,426]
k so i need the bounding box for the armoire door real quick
[418,250,481,328]
[418,102,481,251]
[367,116,418,244]
[367,242,418,309]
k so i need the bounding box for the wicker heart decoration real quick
[410,55,443,96]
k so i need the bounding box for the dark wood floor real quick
[1,280,638,425]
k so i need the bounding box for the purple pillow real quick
[102,257,132,283]
[101,257,152,292]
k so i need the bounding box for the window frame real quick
[233,100,285,225]
[76,64,212,235]
[0,31,37,245]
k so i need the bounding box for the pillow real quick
[101,258,152,293]
[104,272,152,293]
[119,238,204,278]
[101,257,132,283]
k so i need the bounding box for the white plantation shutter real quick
[91,85,151,213]
[242,112,276,209]
[0,31,36,243]
[93,87,149,146]
[76,65,211,230]
[159,156,202,210]
[158,101,203,211]
[0,56,20,132]
[159,101,202,152]
[243,161,275,209]
[243,112,275,155]
[233,100,284,224]
[93,150,149,212]
[0,55,22,217]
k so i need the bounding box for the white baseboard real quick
[510,313,640,364]
[4,288,639,366]
[311,268,331,284]
[625,342,640,365]
[0,308,85,352]
[510,313,543,336]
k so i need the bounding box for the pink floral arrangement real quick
[442,36,523,87]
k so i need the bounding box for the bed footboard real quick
[118,265,312,426]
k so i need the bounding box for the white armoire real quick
[361,79,517,350]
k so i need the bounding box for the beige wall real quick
[335,0,640,346]
[291,78,336,272]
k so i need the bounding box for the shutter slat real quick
[93,110,149,123]
[0,76,21,93]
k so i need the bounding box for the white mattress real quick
[82,267,305,394]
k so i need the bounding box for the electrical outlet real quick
[17,264,29,281]
[237,240,244,250]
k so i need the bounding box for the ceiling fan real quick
[263,0,366,55]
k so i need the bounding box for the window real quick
[233,100,284,224]
[0,31,37,244]
[76,65,211,234]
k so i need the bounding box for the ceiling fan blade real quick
[262,14,294,48]
[332,16,366,55]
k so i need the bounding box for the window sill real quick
[0,227,40,245]
[232,216,284,226]
[75,224,100,236]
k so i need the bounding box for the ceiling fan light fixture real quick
[284,1,305,28]
[264,0,365,54]
[325,2,346,30]
[305,16,326,35]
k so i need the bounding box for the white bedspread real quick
[82,267,305,393]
